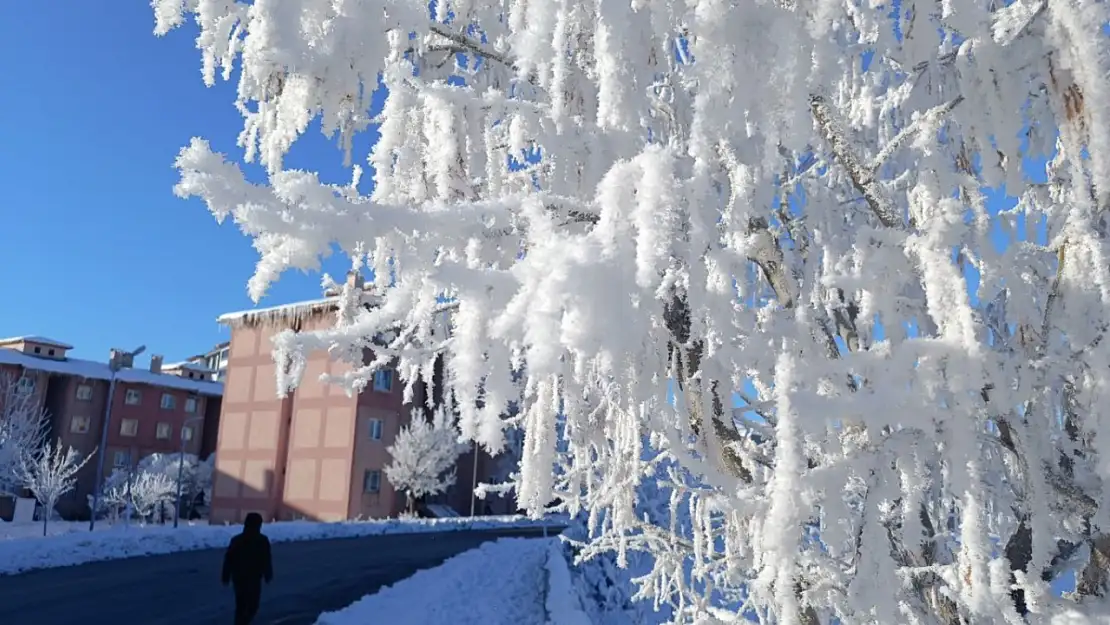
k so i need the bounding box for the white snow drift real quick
[315,537,553,625]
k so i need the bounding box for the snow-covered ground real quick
[315,537,553,625]
[313,534,665,625]
[0,515,562,576]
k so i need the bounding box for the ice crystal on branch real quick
[154,0,1110,622]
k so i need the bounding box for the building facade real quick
[0,336,223,519]
[187,342,230,383]
[208,282,513,524]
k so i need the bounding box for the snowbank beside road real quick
[544,540,594,625]
[315,537,553,625]
[0,515,563,576]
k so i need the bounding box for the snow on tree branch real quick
[18,440,93,536]
[0,373,50,497]
[124,470,178,523]
[385,407,467,511]
[154,0,1110,623]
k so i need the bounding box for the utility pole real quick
[88,345,145,531]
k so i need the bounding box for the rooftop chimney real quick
[150,354,163,374]
[346,270,364,291]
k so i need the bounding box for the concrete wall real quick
[209,324,292,524]
[281,329,359,522]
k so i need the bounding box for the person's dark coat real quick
[222,513,273,625]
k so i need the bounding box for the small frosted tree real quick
[385,408,467,513]
[89,469,130,522]
[0,373,49,496]
[137,452,214,518]
[125,470,177,523]
[18,441,93,536]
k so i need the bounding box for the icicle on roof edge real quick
[217,286,394,329]
[217,297,341,328]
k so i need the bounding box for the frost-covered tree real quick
[154,1,1110,624]
[0,373,49,497]
[137,452,214,518]
[91,455,212,523]
[18,441,92,536]
[385,408,467,512]
[124,470,178,523]
[89,468,131,522]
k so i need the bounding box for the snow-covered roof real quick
[0,336,74,350]
[0,349,223,396]
[186,341,230,361]
[217,296,342,328]
[164,361,214,373]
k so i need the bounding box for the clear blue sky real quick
[0,4,378,365]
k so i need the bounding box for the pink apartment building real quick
[0,336,223,519]
[210,277,510,524]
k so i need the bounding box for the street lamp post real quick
[174,415,204,529]
[88,345,145,532]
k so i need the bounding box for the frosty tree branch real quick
[0,373,50,497]
[18,441,93,536]
[153,0,1110,623]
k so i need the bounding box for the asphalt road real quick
[0,526,562,625]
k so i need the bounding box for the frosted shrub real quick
[153,0,1110,623]
[385,407,467,512]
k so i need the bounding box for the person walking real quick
[221,512,273,625]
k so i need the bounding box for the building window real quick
[363,470,381,493]
[112,450,130,468]
[160,393,176,410]
[120,419,139,437]
[48,348,55,356]
[15,376,34,395]
[124,389,141,405]
[369,418,383,441]
[181,426,195,442]
[69,416,90,434]
[184,397,198,413]
[76,384,93,401]
[155,422,172,439]
[33,346,41,354]
[373,369,393,393]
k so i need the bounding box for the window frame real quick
[120,418,139,437]
[76,384,93,401]
[69,415,90,434]
[124,389,142,405]
[363,469,381,494]
[155,422,172,440]
[369,418,383,441]
[372,369,393,393]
